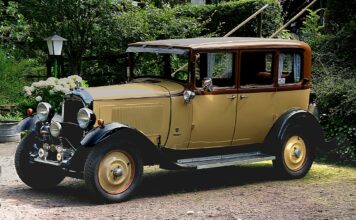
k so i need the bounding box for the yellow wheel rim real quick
[98,150,135,195]
[283,136,307,171]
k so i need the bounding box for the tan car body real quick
[86,38,312,150]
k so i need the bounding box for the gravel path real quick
[0,142,355,220]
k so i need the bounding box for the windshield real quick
[132,52,190,82]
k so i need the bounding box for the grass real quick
[240,161,356,184]
[144,161,356,186]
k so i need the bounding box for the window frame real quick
[193,49,238,95]
[236,48,306,93]
[237,49,278,93]
[276,49,305,90]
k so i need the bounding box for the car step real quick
[175,152,275,170]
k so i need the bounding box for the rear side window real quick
[240,51,274,87]
[278,52,302,84]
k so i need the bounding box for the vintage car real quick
[15,37,334,203]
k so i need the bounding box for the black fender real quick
[80,122,128,146]
[80,123,160,165]
[16,116,38,133]
[264,109,336,154]
[16,114,63,133]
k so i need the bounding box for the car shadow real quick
[137,163,279,198]
[2,163,280,207]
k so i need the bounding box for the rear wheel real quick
[15,132,65,189]
[84,144,143,203]
[273,128,314,178]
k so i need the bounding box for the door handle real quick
[227,95,237,100]
[240,94,248,100]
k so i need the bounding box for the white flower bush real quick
[23,75,87,112]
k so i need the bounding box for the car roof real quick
[128,37,310,51]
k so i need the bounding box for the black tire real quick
[15,132,65,189]
[84,144,143,203]
[273,126,315,178]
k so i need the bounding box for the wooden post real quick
[258,13,263,37]
[270,0,318,38]
[224,4,269,37]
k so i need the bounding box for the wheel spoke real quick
[283,136,307,171]
[98,150,135,194]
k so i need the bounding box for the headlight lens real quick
[50,121,62,137]
[37,102,52,122]
[77,108,95,129]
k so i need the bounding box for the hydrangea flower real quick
[23,75,86,112]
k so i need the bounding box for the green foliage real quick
[0,1,32,54]
[301,9,356,164]
[174,0,283,37]
[0,48,42,106]
[0,112,23,121]
[19,0,115,74]
[326,0,356,30]
[301,9,326,47]
[314,76,356,163]
[114,5,203,49]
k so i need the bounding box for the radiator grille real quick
[63,96,85,124]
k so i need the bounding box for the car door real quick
[232,50,277,146]
[189,52,237,148]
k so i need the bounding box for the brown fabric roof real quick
[128,37,309,50]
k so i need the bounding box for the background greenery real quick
[300,0,356,164]
[0,0,355,164]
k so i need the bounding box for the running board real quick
[175,152,275,170]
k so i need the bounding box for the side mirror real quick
[202,78,213,92]
[183,90,195,104]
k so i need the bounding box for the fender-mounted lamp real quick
[97,119,105,127]
[26,108,33,117]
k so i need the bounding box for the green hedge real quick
[314,75,356,164]
[174,0,283,37]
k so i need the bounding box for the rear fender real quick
[264,109,336,153]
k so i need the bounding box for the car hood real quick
[84,79,184,101]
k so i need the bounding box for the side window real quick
[196,52,234,87]
[240,51,274,87]
[278,52,302,84]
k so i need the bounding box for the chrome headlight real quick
[77,108,95,129]
[36,102,52,122]
[50,121,62,137]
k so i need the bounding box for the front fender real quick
[80,122,128,146]
[16,116,38,133]
[80,123,161,165]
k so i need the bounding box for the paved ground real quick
[0,141,355,220]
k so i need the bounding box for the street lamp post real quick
[44,34,67,78]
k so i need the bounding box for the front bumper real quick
[29,121,90,174]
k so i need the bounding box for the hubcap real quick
[98,150,135,194]
[283,136,307,171]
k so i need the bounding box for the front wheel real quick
[84,144,143,203]
[273,128,315,178]
[15,132,65,189]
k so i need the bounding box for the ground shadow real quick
[2,163,280,207]
[136,164,278,198]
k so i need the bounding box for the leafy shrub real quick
[174,0,283,37]
[0,111,23,121]
[301,9,356,164]
[0,48,43,106]
[20,75,88,114]
[114,5,203,50]
[314,76,356,163]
